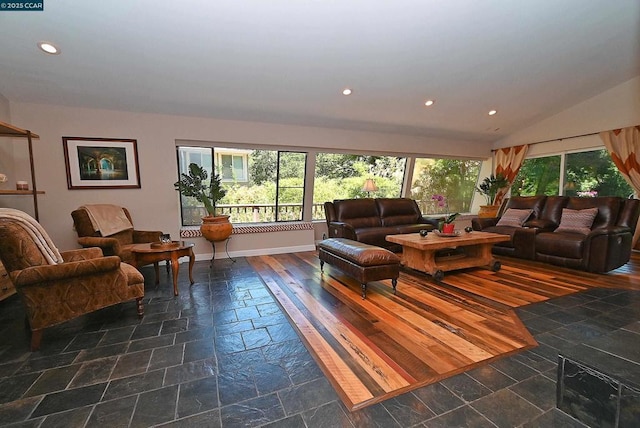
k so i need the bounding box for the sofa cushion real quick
[496,208,533,227]
[376,198,421,226]
[333,199,382,228]
[555,207,598,235]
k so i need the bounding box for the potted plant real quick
[475,173,509,218]
[174,163,232,242]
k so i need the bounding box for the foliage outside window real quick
[312,153,406,220]
[177,147,306,225]
[410,158,481,214]
[512,149,632,198]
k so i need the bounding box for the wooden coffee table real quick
[386,231,509,282]
[131,241,195,296]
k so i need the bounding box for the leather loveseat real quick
[472,196,640,273]
[324,198,438,252]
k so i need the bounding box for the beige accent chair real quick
[0,217,145,351]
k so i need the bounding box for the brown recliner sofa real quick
[472,196,640,273]
[0,215,144,351]
[324,198,438,252]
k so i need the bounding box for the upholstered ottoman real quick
[318,238,401,299]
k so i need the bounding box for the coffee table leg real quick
[171,252,179,296]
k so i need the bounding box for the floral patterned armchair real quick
[0,210,144,351]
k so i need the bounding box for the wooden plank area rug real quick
[248,251,588,411]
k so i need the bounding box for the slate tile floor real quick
[0,257,638,427]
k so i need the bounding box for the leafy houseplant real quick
[174,163,232,242]
[475,173,509,206]
[174,163,226,218]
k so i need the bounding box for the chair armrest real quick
[420,216,441,228]
[77,236,121,256]
[61,247,104,262]
[326,222,357,240]
[133,230,163,243]
[472,217,498,230]
[523,219,557,230]
[11,256,121,287]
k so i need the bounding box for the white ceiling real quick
[0,1,638,142]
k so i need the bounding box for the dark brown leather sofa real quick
[324,198,438,252]
[472,196,640,273]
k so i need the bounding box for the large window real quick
[313,153,406,220]
[512,148,632,198]
[177,146,306,225]
[409,158,481,214]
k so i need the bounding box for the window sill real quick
[180,221,314,238]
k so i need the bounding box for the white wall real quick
[495,76,640,150]
[6,102,492,256]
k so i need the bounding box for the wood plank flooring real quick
[247,251,640,411]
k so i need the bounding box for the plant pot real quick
[442,223,455,234]
[200,215,233,242]
[478,205,500,218]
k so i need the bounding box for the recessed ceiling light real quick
[38,41,61,55]
[424,100,435,107]
[488,110,497,116]
[342,88,352,96]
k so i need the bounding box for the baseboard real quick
[193,244,317,262]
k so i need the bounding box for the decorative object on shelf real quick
[475,173,509,218]
[0,173,7,184]
[16,181,28,190]
[419,229,430,237]
[62,137,141,189]
[160,233,171,243]
[174,163,232,243]
[464,226,473,233]
[362,178,378,196]
[442,212,460,233]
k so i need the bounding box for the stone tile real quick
[98,326,135,346]
[149,343,184,371]
[0,396,41,425]
[440,373,493,403]
[130,385,178,427]
[220,393,285,427]
[164,358,217,386]
[412,382,465,415]
[24,364,81,397]
[177,376,218,418]
[68,356,118,388]
[31,383,106,418]
[215,320,254,336]
[242,328,272,349]
[466,364,517,391]
[424,405,495,428]
[131,321,162,340]
[103,370,164,401]
[157,408,221,428]
[342,401,403,427]
[161,318,189,335]
[217,370,258,406]
[266,323,299,343]
[64,331,105,352]
[381,392,435,427]
[278,378,337,415]
[251,314,288,329]
[183,338,216,362]
[521,408,589,428]
[74,343,128,363]
[262,339,308,362]
[87,396,136,427]
[16,353,79,374]
[253,361,292,395]
[509,374,557,411]
[110,349,152,379]
[39,406,92,427]
[490,356,538,381]
[217,349,266,373]
[0,373,41,404]
[301,400,352,428]
[235,306,261,321]
[260,413,305,428]
[175,326,215,344]
[471,389,544,428]
[127,334,175,353]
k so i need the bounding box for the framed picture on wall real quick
[62,137,141,189]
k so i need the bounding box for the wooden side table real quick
[130,241,195,296]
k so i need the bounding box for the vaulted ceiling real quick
[1,1,638,142]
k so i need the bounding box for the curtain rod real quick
[492,130,601,152]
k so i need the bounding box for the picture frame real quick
[62,137,141,189]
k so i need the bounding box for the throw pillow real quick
[555,207,598,235]
[496,208,533,227]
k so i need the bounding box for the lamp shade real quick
[362,178,379,192]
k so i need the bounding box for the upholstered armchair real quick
[71,205,163,265]
[0,210,145,351]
